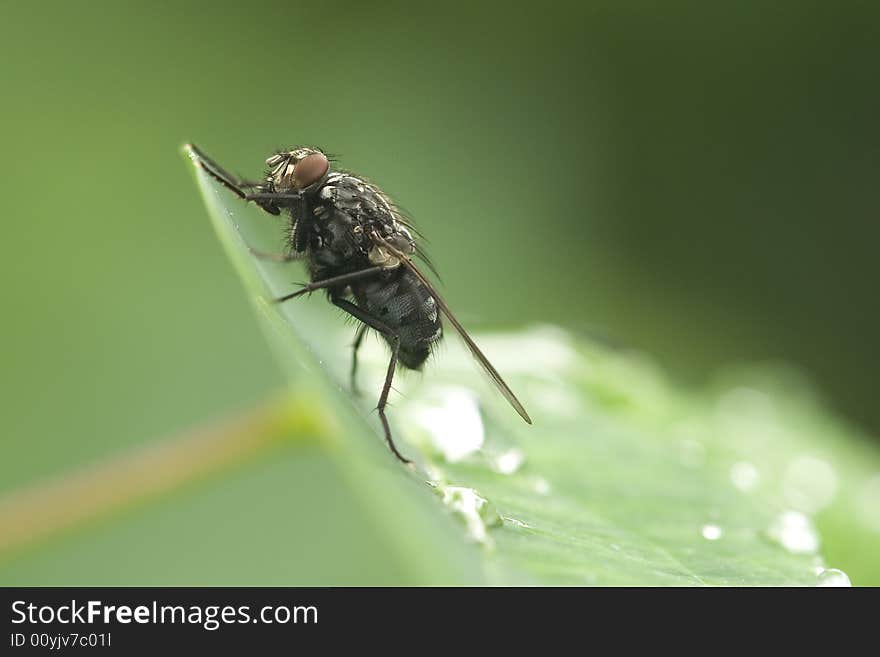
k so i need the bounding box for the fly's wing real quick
[374,233,532,424]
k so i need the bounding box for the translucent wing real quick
[374,233,532,424]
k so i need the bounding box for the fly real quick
[186,143,531,463]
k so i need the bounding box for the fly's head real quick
[265,147,329,194]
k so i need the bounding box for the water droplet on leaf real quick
[816,568,851,587]
[408,386,484,462]
[766,511,820,554]
[531,477,551,495]
[439,486,501,546]
[701,524,723,541]
[491,448,525,475]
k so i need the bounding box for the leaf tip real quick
[180,142,201,165]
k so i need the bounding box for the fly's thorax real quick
[317,172,401,225]
[314,170,415,267]
[308,211,359,266]
[368,233,415,268]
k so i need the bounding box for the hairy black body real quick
[300,170,442,370]
[351,268,439,369]
[187,143,530,463]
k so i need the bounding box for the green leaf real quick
[184,145,877,585]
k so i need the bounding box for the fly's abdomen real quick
[354,269,443,369]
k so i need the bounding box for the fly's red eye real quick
[293,152,329,188]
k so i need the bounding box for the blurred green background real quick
[1,1,878,583]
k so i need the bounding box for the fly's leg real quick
[332,297,411,464]
[350,323,368,397]
[249,248,303,263]
[187,143,283,215]
[242,192,304,202]
[186,143,261,196]
[274,266,386,303]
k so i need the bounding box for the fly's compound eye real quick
[293,152,329,189]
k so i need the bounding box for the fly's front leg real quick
[332,297,411,464]
[187,143,283,216]
[187,143,261,196]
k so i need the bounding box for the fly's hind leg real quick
[350,323,368,397]
[332,297,411,465]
